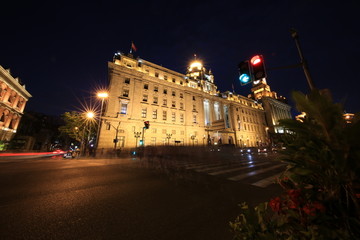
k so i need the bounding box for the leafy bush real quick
[230,90,360,239]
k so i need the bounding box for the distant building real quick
[296,112,356,124]
[97,53,269,151]
[344,113,354,124]
[248,78,292,143]
[0,66,32,147]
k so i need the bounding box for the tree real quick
[58,111,97,147]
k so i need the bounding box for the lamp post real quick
[290,29,316,91]
[134,132,141,148]
[81,111,95,156]
[190,135,196,147]
[96,91,108,151]
[166,133,172,145]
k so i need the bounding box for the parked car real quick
[257,147,268,153]
[240,147,258,154]
[63,151,75,159]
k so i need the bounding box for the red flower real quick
[269,197,282,212]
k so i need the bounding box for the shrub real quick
[230,90,360,239]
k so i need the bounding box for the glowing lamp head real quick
[86,112,95,119]
[250,55,262,65]
[189,61,203,71]
[97,92,109,98]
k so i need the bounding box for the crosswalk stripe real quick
[228,164,284,181]
[208,162,270,175]
[185,162,224,170]
[251,173,282,188]
[195,164,238,172]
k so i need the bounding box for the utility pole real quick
[290,28,317,91]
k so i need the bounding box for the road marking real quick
[185,162,224,170]
[195,164,240,172]
[208,162,270,175]
[228,164,284,181]
[251,173,282,188]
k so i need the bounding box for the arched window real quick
[0,112,5,122]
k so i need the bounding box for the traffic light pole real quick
[141,127,145,146]
[290,29,317,91]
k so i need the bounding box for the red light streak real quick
[0,151,66,157]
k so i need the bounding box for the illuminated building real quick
[249,78,292,135]
[0,66,32,144]
[97,53,269,151]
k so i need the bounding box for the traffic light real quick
[250,55,266,81]
[144,121,150,129]
[238,61,252,85]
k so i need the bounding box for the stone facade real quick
[97,53,269,151]
[0,66,32,142]
[249,78,292,140]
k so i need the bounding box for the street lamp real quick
[166,133,172,145]
[81,111,95,156]
[96,91,108,150]
[134,132,141,148]
[190,135,196,147]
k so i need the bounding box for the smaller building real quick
[248,78,292,146]
[0,66,32,148]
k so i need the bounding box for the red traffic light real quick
[250,55,262,65]
[250,55,266,81]
[144,121,150,129]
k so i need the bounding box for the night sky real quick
[1,1,359,117]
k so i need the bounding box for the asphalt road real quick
[0,157,282,240]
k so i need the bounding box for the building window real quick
[180,102,184,110]
[154,86,158,92]
[162,129,167,134]
[172,78,176,83]
[142,94,148,102]
[214,102,221,120]
[204,100,210,126]
[224,105,230,129]
[172,101,176,108]
[164,75,168,80]
[141,108,147,118]
[163,99,167,106]
[151,128,157,133]
[151,137,156,145]
[124,78,130,84]
[193,96,196,101]
[163,89,167,94]
[120,102,128,114]
[152,110,157,119]
[172,112,176,122]
[180,114,184,123]
[180,81,183,85]
[118,136,125,148]
[144,84,148,90]
[155,72,159,77]
[193,104,196,111]
[180,93,183,98]
[106,123,111,130]
[172,130,176,134]
[163,111,167,120]
[153,96,158,104]
[123,89,129,97]
[172,91,176,96]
